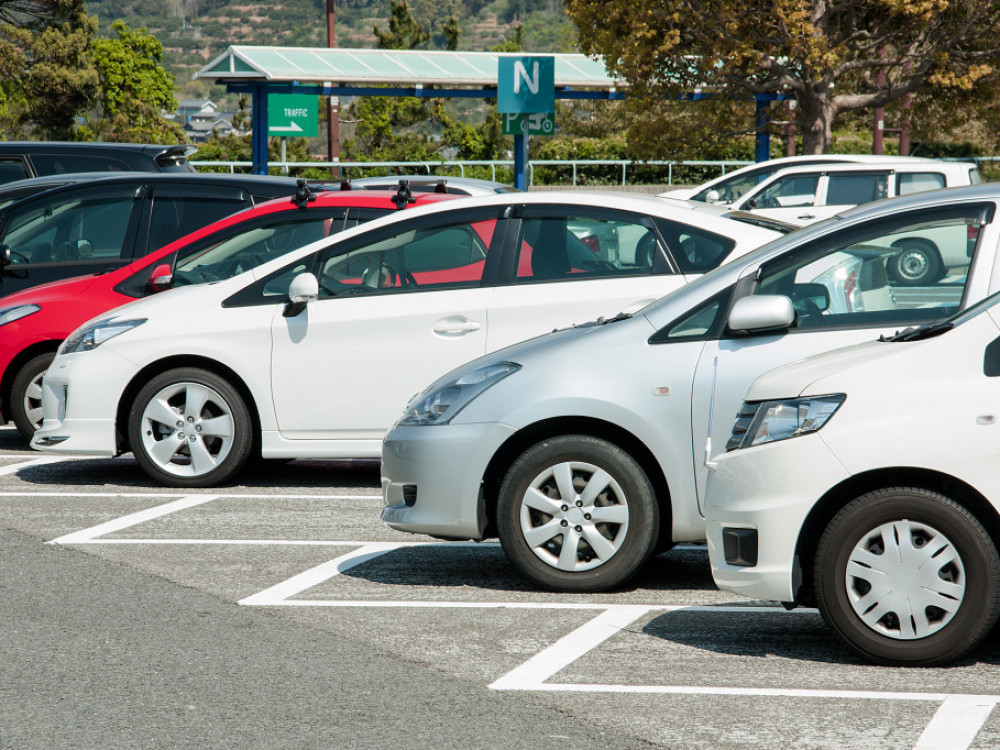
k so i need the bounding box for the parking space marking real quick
[915,697,997,750]
[0,456,69,475]
[48,495,222,544]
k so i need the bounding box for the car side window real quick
[0,186,137,264]
[315,217,498,297]
[146,193,249,252]
[753,203,992,331]
[0,158,30,185]
[515,215,664,281]
[752,174,821,208]
[825,173,889,205]
[29,153,131,174]
[655,218,736,274]
[898,172,946,195]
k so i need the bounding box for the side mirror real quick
[148,263,174,292]
[704,189,721,204]
[283,272,319,318]
[0,244,9,270]
[727,295,795,333]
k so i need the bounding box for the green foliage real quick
[374,0,429,50]
[85,20,185,143]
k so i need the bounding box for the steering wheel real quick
[797,298,826,328]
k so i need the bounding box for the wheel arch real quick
[480,416,672,543]
[792,467,1000,607]
[114,355,262,454]
[1,341,61,424]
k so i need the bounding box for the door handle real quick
[433,316,482,335]
[797,214,815,220]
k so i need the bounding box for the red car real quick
[0,183,457,439]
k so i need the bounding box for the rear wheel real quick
[11,351,55,440]
[814,488,1000,666]
[128,367,253,488]
[497,435,659,592]
[888,239,943,286]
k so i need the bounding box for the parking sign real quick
[497,56,554,114]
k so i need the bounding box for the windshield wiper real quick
[880,320,955,342]
[595,311,632,325]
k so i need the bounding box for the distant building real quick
[175,99,239,142]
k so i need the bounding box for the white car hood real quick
[745,338,903,401]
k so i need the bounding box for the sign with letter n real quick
[497,56,555,114]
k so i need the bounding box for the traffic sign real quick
[497,56,554,114]
[501,112,555,136]
[267,94,318,137]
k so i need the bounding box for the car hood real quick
[0,272,100,306]
[745,338,903,401]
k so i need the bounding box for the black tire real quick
[814,487,1000,667]
[496,435,659,592]
[888,240,943,287]
[10,351,55,440]
[127,367,253,488]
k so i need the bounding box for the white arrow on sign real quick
[270,122,304,134]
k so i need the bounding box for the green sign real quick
[497,56,554,114]
[267,94,318,137]
[501,112,555,137]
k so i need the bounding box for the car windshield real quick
[883,288,1000,341]
[172,217,334,287]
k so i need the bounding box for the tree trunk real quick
[798,92,837,154]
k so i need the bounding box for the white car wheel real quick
[497,435,658,592]
[128,368,253,488]
[815,488,1000,666]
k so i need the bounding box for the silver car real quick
[382,183,1000,592]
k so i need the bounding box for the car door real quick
[686,200,996,510]
[737,171,825,225]
[267,206,506,442]
[486,205,699,351]
[0,182,144,297]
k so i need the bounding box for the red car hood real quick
[0,272,100,306]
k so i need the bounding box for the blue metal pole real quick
[754,97,770,163]
[513,132,528,190]
[251,85,269,175]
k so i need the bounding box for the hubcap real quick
[519,460,629,572]
[138,382,236,478]
[897,249,929,281]
[23,371,45,431]
[845,519,966,640]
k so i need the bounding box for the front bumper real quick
[30,348,139,456]
[381,420,517,540]
[704,434,850,603]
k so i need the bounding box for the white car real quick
[30,192,784,487]
[661,154,950,203]
[704,292,1000,667]
[380,184,1000,593]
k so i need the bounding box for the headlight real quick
[61,318,147,355]
[0,304,40,327]
[397,362,520,426]
[727,394,845,451]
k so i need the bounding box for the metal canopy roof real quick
[195,46,625,90]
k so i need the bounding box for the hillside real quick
[85,0,576,103]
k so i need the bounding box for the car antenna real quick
[434,179,448,194]
[393,180,416,210]
[293,179,317,209]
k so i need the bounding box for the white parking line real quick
[0,456,68,475]
[915,697,998,750]
[48,495,222,544]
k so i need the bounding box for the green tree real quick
[374,0,429,50]
[565,0,1000,154]
[0,0,98,138]
[84,19,185,143]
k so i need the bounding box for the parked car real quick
[29,192,786,487]
[0,183,456,440]
[350,175,517,195]
[661,154,972,204]
[378,183,1000,593]
[704,292,1000,667]
[0,142,196,185]
[0,173,335,298]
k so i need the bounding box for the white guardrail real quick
[189,159,756,187]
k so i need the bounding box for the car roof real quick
[750,160,974,178]
[0,141,196,157]
[349,175,518,195]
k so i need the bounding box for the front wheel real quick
[888,240,943,286]
[496,435,659,592]
[11,351,55,440]
[814,488,1000,666]
[127,367,253,488]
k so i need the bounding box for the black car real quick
[0,142,196,186]
[0,173,322,298]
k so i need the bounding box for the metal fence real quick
[189,158,754,187]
